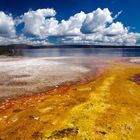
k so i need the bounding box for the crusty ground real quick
[0,56,107,98]
[0,57,140,140]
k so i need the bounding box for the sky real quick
[0,0,140,46]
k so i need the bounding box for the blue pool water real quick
[22,48,140,57]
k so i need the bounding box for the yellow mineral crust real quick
[0,61,140,140]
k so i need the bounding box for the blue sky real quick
[0,0,140,45]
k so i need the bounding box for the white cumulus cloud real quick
[57,11,86,35]
[22,8,57,36]
[0,8,140,45]
[81,8,113,34]
[0,11,15,37]
[104,22,128,36]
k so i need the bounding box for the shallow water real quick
[22,48,140,57]
[1,47,140,57]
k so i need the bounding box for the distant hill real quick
[0,44,140,49]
